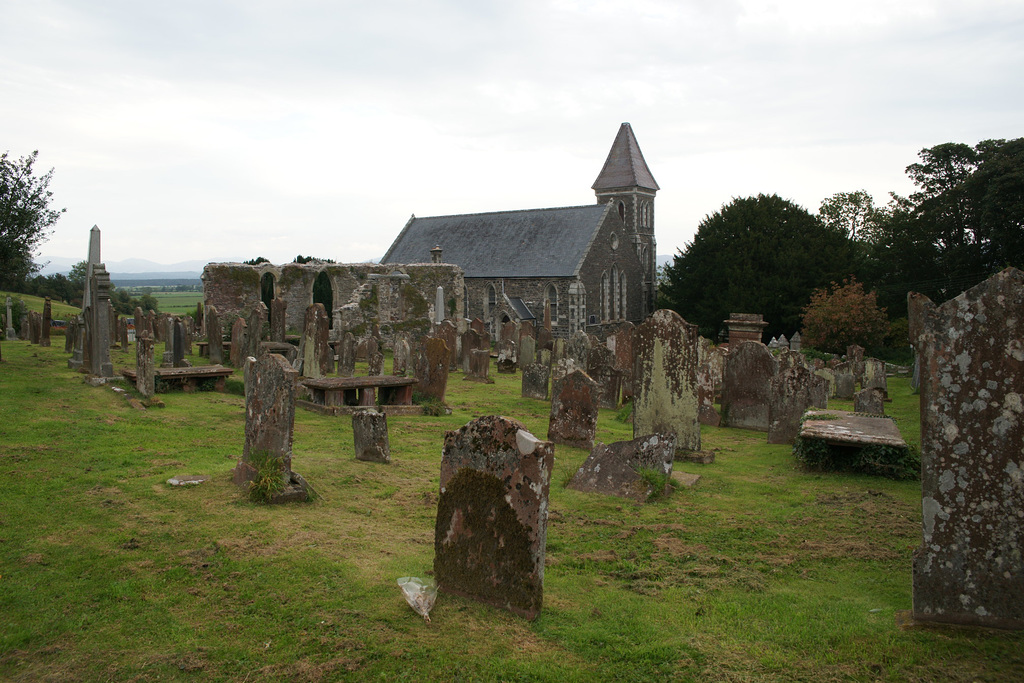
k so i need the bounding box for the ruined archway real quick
[312,270,334,329]
[260,272,275,311]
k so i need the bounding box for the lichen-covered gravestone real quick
[230,317,247,367]
[908,267,1024,629]
[135,331,155,398]
[521,362,550,400]
[633,309,701,451]
[302,303,331,378]
[434,415,553,620]
[834,361,855,399]
[465,348,492,383]
[415,337,450,402]
[721,341,777,432]
[854,387,884,416]
[352,410,390,463]
[767,363,817,444]
[232,353,309,503]
[568,433,676,502]
[547,369,600,450]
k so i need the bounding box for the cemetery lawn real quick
[2,342,1021,682]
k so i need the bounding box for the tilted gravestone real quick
[908,268,1024,629]
[247,303,268,360]
[568,433,677,503]
[415,337,450,402]
[721,341,776,432]
[547,369,600,450]
[353,410,390,463]
[521,362,550,400]
[135,331,155,398]
[854,387,884,416]
[633,309,701,451]
[233,353,309,503]
[434,415,553,620]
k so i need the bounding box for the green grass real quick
[1,290,81,319]
[149,291,204,315]
[0,340,1021,682]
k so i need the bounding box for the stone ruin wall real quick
[202,262,465,345]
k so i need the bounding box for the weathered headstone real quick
[814,366,837,398]
[777,333,789,350]
[161,315,176,367]
[181,315,194,355]
[834,361,855,399]
[568,433,677,502]
[496,339,518,373]
[85,264,114,378]
[233,353,308,503]
[367,350,384,376]
[270,297,287,343]
[434,286,445,325]
[586,343,620,409]
[470,317,485,337]
[501,320,518,344]
[847,343,865,383]
[908,268,1024,629]
[862,357,887,397]
[521,362,550,400]
[392,336,410,376]
[566,330,591,369]
[611,322,635,402]
[206,304,224,365]
[519,334,536,368]
[118,317,129,350]
[353,410,390,463]
[4,296,14,340]
[230,317,248,367]
[65,316,78,354]
[135,331,155,398]
[302,303,331,379]
[697,337,721,427]
[172,318,189,368]
[437,320,458,371]
[547,369,600,450]
[790,331,802,351]
[434,415,553,620]
[633,309,702,451]
[415,337,450,402]
[40,297,51,347]
[721,341,776,432]
[465,348,492,383]
[338,331,356,377]
[461,329,482,373]
[537,324,553,352]
[767,363,817,444]
[853,387,884,416]
[247,303,268,360]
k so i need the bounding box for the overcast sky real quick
[3,0,1022,268]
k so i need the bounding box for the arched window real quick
[620,274,627,320]
[618,201,625,221]
[463,285,469,318]
[545,284,558,321]
[312,270,333,329]
[611,266,619,321]
[260,272,275,310]
[601,271,609,322]
[486,284,496,317]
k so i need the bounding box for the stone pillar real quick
[230,317,247,367]
[723,313,768,345]
[40,297,52,347]
[172,318,188,367]
[270,297,287,343]
[5,296,14,340]
[87,265,114,377]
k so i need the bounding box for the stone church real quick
[381,123,659,339]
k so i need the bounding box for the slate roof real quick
[592,122,659,192]
[507,297,536,320]
[381,204,610,278]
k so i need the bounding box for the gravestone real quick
[814,367,837,398]
[721,341,776,432]
[854,387,884,416]
[909,268,1024,629]
[302,303,331,379]
[496,339,518,373]
[136,331,155,398]
[777,333,789,349]
[862,357,887,397]
[354,338,369,362]
[434,415,553,620]
[847,344,865,383]
[437,320,459,371]
[809,373,830,409]
[697,337,721,427]
[519,320,535,345]
[353,410,390,463]
[547,369,600,450]
[5,296,14,340]
[28,311,40,344]
[233,353,309,503]
[834,362,855,399]
[566,330,590,369]
[247,303,268,360]
[40,297,51,347]
[182,315,194,355]
[230,317,247,367]
[461,329,482,373]
[767,363,817,444]
[586,343,620,409]
[65,316,78,353]
[206,305,224,364]
[118,317,129,350]
[724,313,767,345]
[85,264,113,377]
[633,309,702,451]
[568,433,677,503]
[470,317,485,337]
[537,325,553,352]
[367,350,384,376]
[521,362,550,400]
[161,316,176,366]
[519,334,536,368]
[337,331,356,377]
[501,320,518,344]
[270,297,287,343]
[611,322,635,402]
[790,331,802,351]
[465,348,492,383]
[172,318,189,368]
[434,286,444,325]
[415,337,450,402]
[392,336,410,376]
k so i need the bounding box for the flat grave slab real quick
[799,409,906,448]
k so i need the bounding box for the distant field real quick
[150,291,203,315]
[0,290,81,319]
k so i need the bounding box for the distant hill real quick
[35,256,241,277]
[656,254,674,269]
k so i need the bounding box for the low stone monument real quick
[353,410,390,463]
[567,433,677,502]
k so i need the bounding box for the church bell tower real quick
[592,123,659,317]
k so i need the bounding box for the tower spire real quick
[592,122,659,192]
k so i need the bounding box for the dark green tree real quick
[818,190,877,240]
[0,151,65,289]
[659,194,858,340]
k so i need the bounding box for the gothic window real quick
[620,274,627,320]
[601,271,609,322]
[486,284,496,317]
[312,270,333,329]
[611,266,620,321]
[618,201,625,221]
[463,285,469,318]
[545,284,558,321]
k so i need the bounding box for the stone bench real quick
[121,365,234,393]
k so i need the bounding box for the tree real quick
[818,190,877,240]
[659,194,859,340]
[801,278,889,353]
[138,293,160,313]
[0,151,65,290]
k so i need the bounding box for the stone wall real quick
[203,262,464,345]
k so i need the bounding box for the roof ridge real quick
[414,204,603,221]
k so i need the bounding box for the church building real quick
[381,123,659,338]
